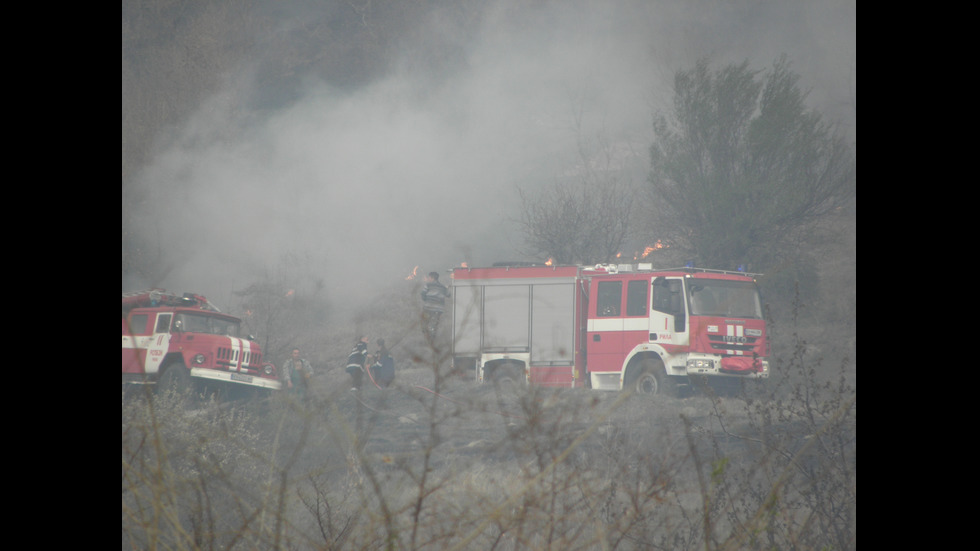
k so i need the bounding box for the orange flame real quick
[406,265,419,280]
[461,261,468,268]
[545,258,554,266]
[637,240,667,259]
[285,289,295,297]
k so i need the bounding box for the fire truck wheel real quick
[492,364,523,393]
[157,362,196,405]
[633,368,662,396]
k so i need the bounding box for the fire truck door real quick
[586,280,625,372]
[122,312,172,375]
[649,277,689,346]
[143,313,173,375]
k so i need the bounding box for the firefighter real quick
[346,335,369,391]
[369,338,395,388]
[420,271,450,342]
[283,348,314,396]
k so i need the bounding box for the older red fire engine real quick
[451,263,769,395]
[122,289,281,397]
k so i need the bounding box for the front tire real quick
[157,362,196,405]
[630,359,676,397]
[633,368,662,395]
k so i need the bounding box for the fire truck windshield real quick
[687,280,763,319]
[174,312,242,337]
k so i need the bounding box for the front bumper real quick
[190,367,283,391]
[682,356,769,379]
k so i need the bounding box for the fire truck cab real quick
[122,289,282,397]
[451,263,769,395]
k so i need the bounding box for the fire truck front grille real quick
[707,335,758,353]
[216,347,263,373]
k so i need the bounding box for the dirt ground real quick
[268,351,763,493]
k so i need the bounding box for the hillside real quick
[123,302,855,549]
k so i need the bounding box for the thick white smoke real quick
[124,0,855,310]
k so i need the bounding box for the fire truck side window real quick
[626,280,648,316]
[652,278,687,332]
[155,314,172,333]
[652,279,671,313]
[127,314,149,335]
[597,281,622,317]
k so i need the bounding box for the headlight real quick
[193,354,206,365]
[263,364,276,376]
[687,358,715,370]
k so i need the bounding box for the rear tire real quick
[491,363,523,394]
[490,364,524,416]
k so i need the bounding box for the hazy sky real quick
[124,0,855,310]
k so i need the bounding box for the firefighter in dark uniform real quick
[420,271,450,342]
[346,335,369,391]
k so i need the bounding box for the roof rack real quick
[658,267,764,278]
[122,289,222,312]
[490,261,549,267]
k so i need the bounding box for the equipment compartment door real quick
[530,283,575,363]
[483,285,530,351]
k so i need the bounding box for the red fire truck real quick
[122,289,282,397]
[450,263,769,395]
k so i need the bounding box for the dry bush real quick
[123,287,854,551]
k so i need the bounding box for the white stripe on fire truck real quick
[726,324,744,356]
[227,337,240,371]
[240,338,251,371]
[228,337,253,371]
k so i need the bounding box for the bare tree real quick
[232,252,327,363]
[516,128,638,265]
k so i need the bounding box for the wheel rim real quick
[635,371,659,395]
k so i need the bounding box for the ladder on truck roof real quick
[658,266,764,278]
[122,289,221,312]
[583,264,763,277]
